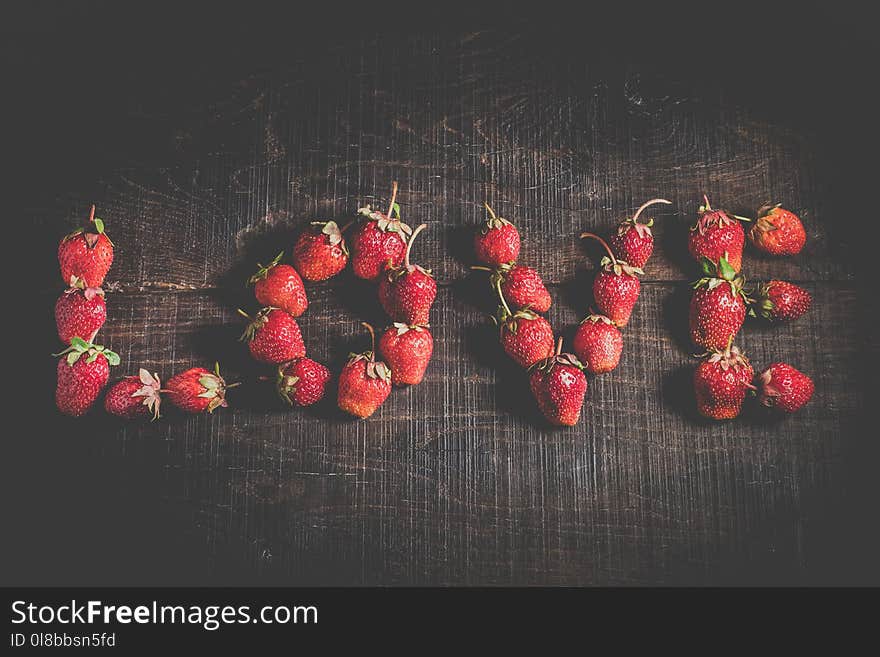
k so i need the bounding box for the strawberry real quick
[54,337,120,417]
[248,252,308,317]
[58,204,114,288]
[693,344,754,420]
[493,284,554,368]
[351,182,412,281]
[378,323,433,386]
[473,263,552,313]
[748,204,807,256]
[292,220,349,281]
[752,280,812,322]
[608,198,672,268]
[165,363,236,414]
[275,357,331,407]
[572,314,624,374]
[580,232,643,327]
[688,195,746,273]
[239,307,306,364]
[757,362,814,413]
[104,369,162,420]
[55,277,106,344]
[689,255,749,351]
[529,338,588,426]
[378,223,437,325]
[337,323,392,418]
[474,203,520,267]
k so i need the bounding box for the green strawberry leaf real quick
[391,202,401,219]
[718,255,736,281]
[93,217,105,234]
[69,336,90,351]
[104,350,121,367]
[699,257,716,277]
[67,351,81,366]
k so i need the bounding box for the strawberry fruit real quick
[104,369,162,420]
[493,280,554,368]
[580,232,643,327]
[608,198,672,268]
[378,323,433,386]
[693,344,754,420]
[338,323,392,418]
[474,263,551,313]
[165,363,236,414]
[249,252,308,317]
[688,195,746,273]
[689,255,749,351]
[58,205,114,288]
[748,204,806,256]
[474,203,520,267]
[351,182,412,281]
[529,338,588,426]
[378,223,437,325]
[292,220,349,281]
[55,277,106,344]
[55,337,120,417]
[752,280,812,322]
[758,362,814,413]
[239,307,306,364]
[572,314,624,374]
[275,357,331,407]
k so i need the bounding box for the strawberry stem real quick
[362,322,376,358]
[494,276,512,316]
[579,232,616,265]
[88,204,96,224]
[631,198,672,224]
[404,223,427,269]
[236,308,250,319]
[386,181,399,220]
[470,265,493,272]
[484,202,497,221]
[555,336,563,356]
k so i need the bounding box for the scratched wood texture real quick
[5,10,876,585]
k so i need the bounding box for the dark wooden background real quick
[4,4,877,585]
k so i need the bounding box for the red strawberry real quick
[493,285,554,368]
[748,204,806,256]
[473,263,551,313]
[58,205,114,288]
[55,277,106,344]
[55,337,119,417]
[752,280,812,322]
[249,252,308,317]
[608,198,672,268]
[292,220,349,281]
[758,363,814,413]
[165,363,236,414]
[378,223,437,325]
[474,203,520,267]
[693,344,754,420]
[688,195,746,273]
[338,323,392,418]
[580,232,643,327]
[275,357,331,407]
[104,369,162,420]
[529,338,588,426]
[378,323,433,386]
[689,255,749,351]
[239,307,306,364]
[572,314,623,374]
[350,182,412,281]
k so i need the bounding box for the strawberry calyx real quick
[580,232,643,277]
[385,223,432,281]
[749,204,785,238]
[480,202,515,234]
[748,282,777,319]
[357,181,413,237]
[617,198,672,238]
[66,275,105,300]
[130,368,163,420]
[530,337,584,373]
[704,342,750,373]
[692,255,750,301]
[692,195,748,235]
[248,252,284,284]
[275,363,300,406]
[310,220,349,254]
[63,204,113,248]
[758,367,783,406]
[237,307,274,342]
[580,313,615,326]
[54,336,121,367]
[347,323,392,382]
[391,321,429,336]
[195,362,236,412]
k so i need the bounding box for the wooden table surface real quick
[5,8,876,585]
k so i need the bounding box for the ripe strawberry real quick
[165,363,236,414]
[572,314,624,374]
[752,280,812,322]
[378,223,437,325]
[493,284,554,368]
[757,362,814,413]
[688,195,746,273]
[338,323,392,418]
[351,182,412,281]
[104,369,162,420]
[689,255,749,351]
[748,204,806,256]
[474,203,520,267]
[239,307,305,364]
[292,220,349,281]
[249,252,308,317]
[378,323,433,386]
[580,233,643,327]
[55,337,120,417]
[55,277,106,344]
[275,357,331,407]
[608,198,672,268]
[58,205,114,288]
[529,338,588,426]
[693,344,754,420]
[473,263,551,313]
